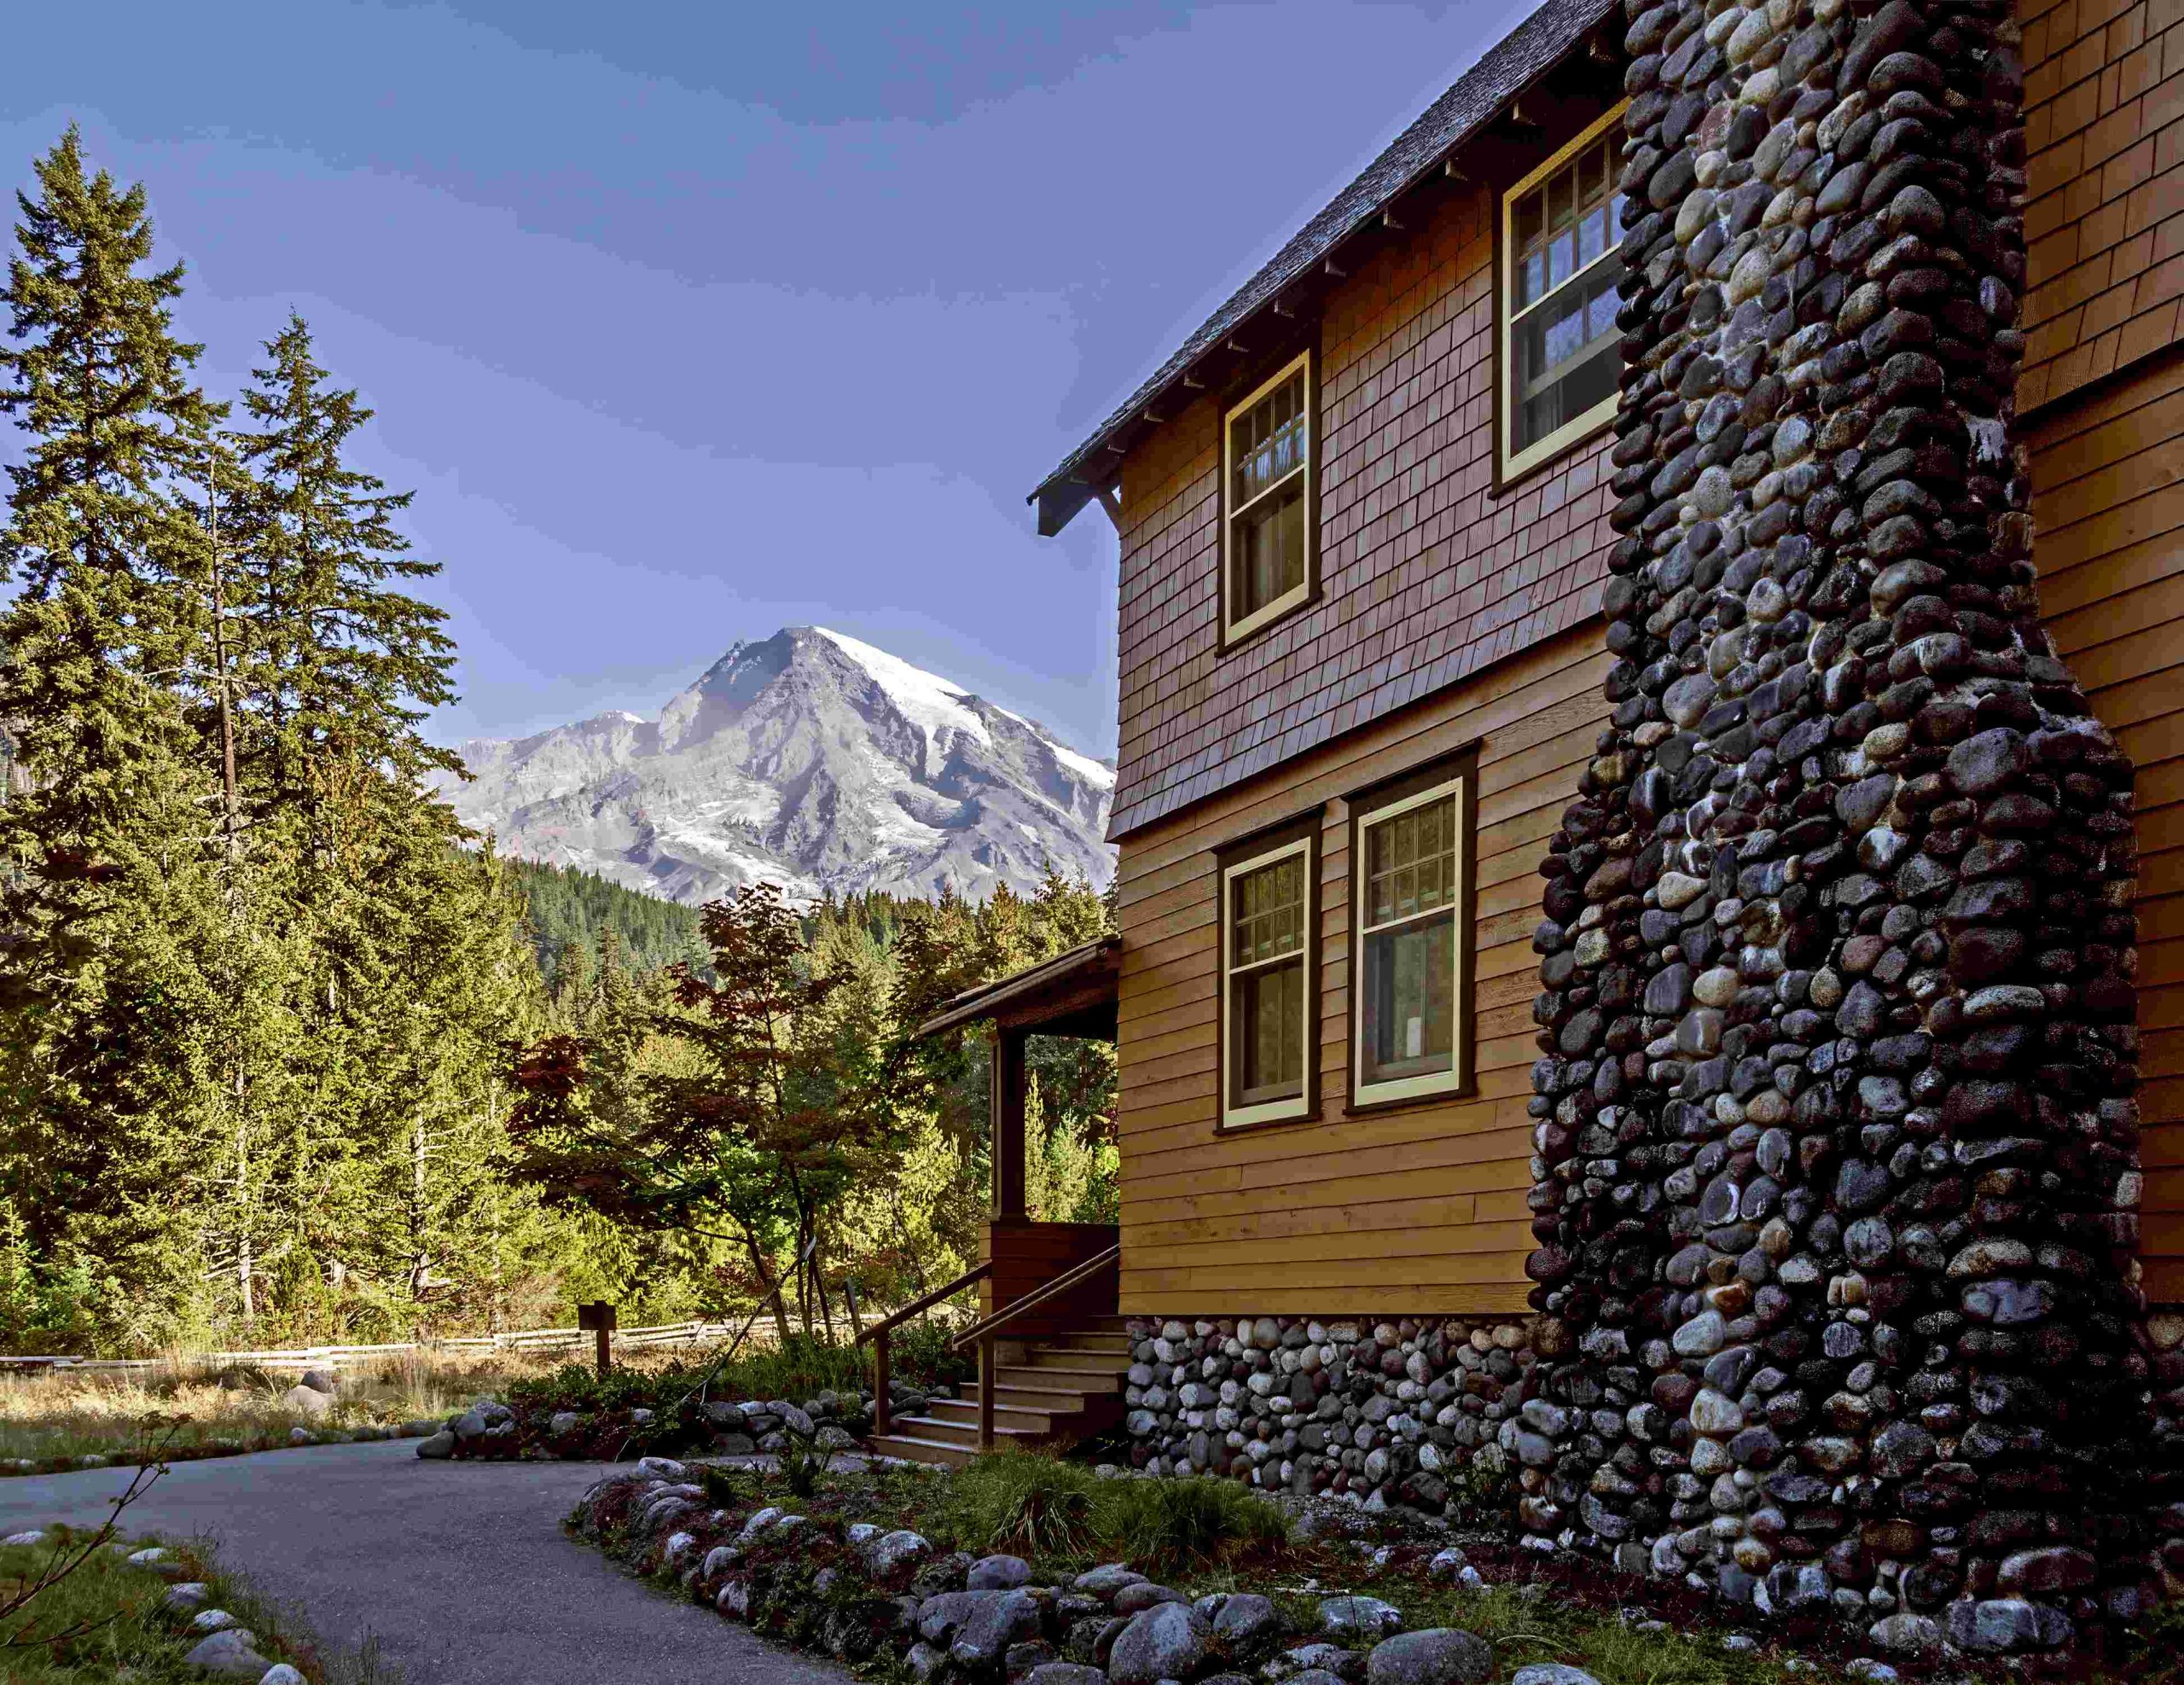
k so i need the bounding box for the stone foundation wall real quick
[1522,0,2174,1659]
[1121,1316,1538,1513]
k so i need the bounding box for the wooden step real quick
[925,1397,1070,1437]
[996,1364,1126,1397]
[978,1377,1113,1413]
[891,1412,1052,1450]
[868,1432,979,1467]
[1019,1348,1132,1375]
[1034,1343,1132,1362]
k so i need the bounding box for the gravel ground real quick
[0,1438,853,1685]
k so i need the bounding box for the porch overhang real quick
[916,935,1120,1042]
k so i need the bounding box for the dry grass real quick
[0,1332,870,1473]
[0,1349,562,1470]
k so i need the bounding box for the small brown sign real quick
[576,1301,618,1332]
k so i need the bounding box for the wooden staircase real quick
[869,1318,1131,1467]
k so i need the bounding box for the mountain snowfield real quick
[437,626,1116,906]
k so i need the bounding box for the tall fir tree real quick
[0,130,240,1337]
[230,313,458,810]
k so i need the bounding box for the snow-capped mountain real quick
[438,627,1115,905]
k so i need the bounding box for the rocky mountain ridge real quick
[438,626,1114,906]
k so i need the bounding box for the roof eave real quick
[1026,0,1620,537]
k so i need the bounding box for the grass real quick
[0,1349,555,1471]
[0,1319,978,1475]
[938,1448,1292,1578]
[0,1524,399,1682]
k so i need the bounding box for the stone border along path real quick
[0,1438,855,1685]
[574,1461,1629,1685]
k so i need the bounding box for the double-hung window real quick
[1501,106,1626,480]
[1221,832,1314,1126]
[1221,351,1315,644]
[1350,765,1471,1107]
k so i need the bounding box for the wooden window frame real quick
[1218,346,1320,649]
[1345,748,1478,1115]
[1216,812,1321,1131]
[1496,103,1628,486]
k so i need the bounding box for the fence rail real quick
[0,1318,757,1375]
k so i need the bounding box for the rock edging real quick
[566,1461,1525,1685]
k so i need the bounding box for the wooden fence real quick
[0,1318,756,1375]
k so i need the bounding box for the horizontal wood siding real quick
[1099,0,2183,1316]
[2026,352,2184,1304]
[1111,346,2183,1316]
[1113,623,1612,1317]
[2019,0,2184,410]
[1110,170,1616,838]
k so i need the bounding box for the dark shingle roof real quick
[1030,0,1619,537]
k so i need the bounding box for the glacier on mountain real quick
[437,626,1114,906]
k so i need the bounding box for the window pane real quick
[1511,263,1621,452]
[1513,187,1546,309]
[1512,141,1625,317]
[1230,369,1308,507]
[1231,479,1306,619]
[1361,911,1455,1087]
[1231,853,1305,968]
[1234,956,1304,1106]
[1367,795,1457,927]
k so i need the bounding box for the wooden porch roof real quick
[915,936,1121,1041]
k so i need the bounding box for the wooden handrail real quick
[858,1260,991,1439]
[950,1243,1120,1354]
[854,1261,990,1345]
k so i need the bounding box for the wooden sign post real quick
[577,1301,617,1379]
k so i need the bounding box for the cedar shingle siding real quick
[2020,0,2184,406]
[1112,183,1617,838]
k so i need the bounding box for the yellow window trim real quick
[1351,771,1470,1107]
[1220,833,1314,1128]
[1498,102,1629,484]
[1220,350,1315,645]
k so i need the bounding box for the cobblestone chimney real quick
[1522,0,2170,1659]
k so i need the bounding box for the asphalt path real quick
[0,1439,852,1684]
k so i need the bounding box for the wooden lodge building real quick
[869,0,2184,1495]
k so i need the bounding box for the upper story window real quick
[1221,831,1314,1126]
[1350,761,1472,1109]
[1501,106,1626,481]
[1222,350,1316,645]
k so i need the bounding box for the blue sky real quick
[3,0,1543,758]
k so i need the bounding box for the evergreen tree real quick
[0,130,235,1339]
[229,313,458,811]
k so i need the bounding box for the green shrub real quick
[947,1448,1103,1560]
[507,1333,871,1421]
[719,1333,869,1401]
[889,1319,975,1391]
[944,1451,1289,1574]
[1095,1473,1289,1576]
[776,1421,832,1501]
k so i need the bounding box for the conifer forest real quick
[0,131,1115,1356]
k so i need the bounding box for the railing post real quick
[874,1328,892,1438]
[979,1333,996,1451]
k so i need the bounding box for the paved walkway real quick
[0,1440,851,1685]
